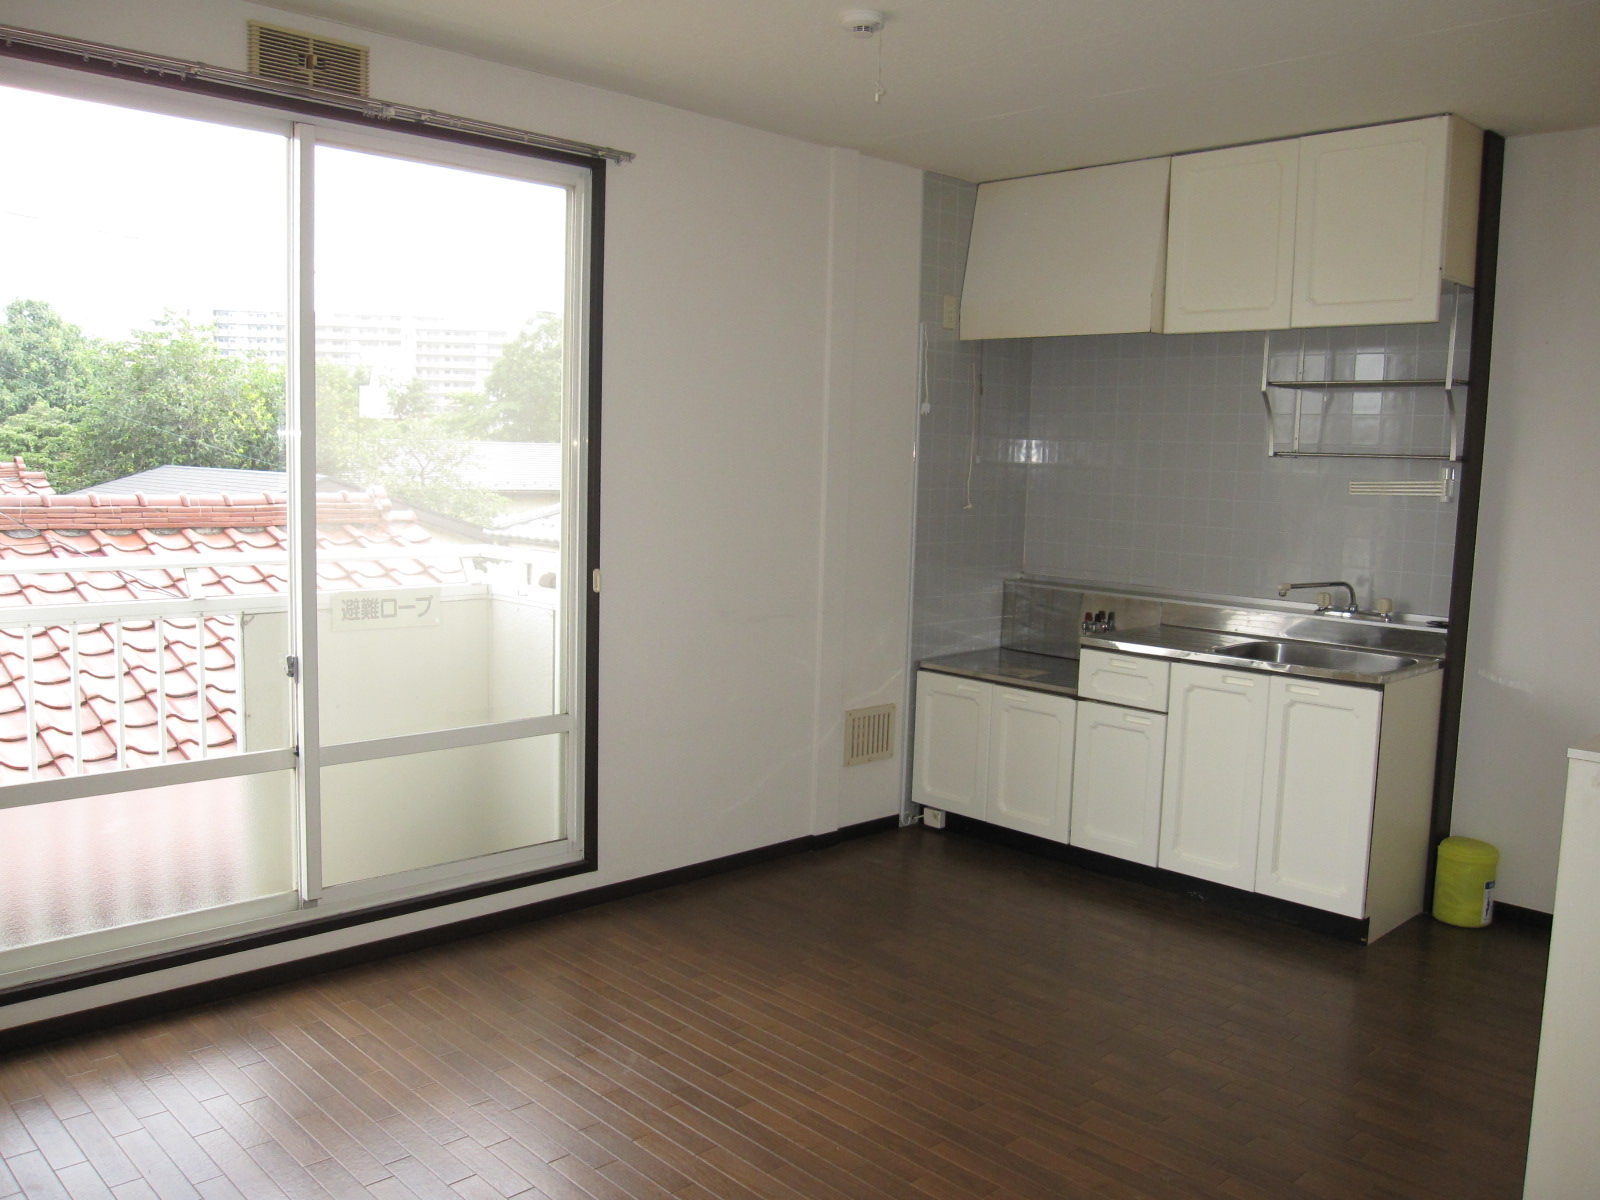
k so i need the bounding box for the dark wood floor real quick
[0,827,1549,1200]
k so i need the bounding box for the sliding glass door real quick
[307,132,586,897]
[0,66,594,986]
[0,80,299,973]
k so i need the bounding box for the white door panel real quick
[1071,701,1165,865]
[912,672,991,819]
[1256,679,1381,915]
[988,688,1074,842]
[1159,665,1269,889]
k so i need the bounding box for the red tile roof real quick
[0,460,465,781]
[0,456,54,497]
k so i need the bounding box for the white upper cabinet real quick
[964,116,1481,340]
[1164,138,1300,333]
[961,157,1172,340]
[1291,115,1482,327]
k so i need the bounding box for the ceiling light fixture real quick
[840,9,889,103]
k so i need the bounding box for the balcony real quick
[0,535,561,967]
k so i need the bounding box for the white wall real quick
[1452,126,1600,912]
[812,149,923,833]
[0,0,921,1027]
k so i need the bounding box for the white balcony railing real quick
[0,545,558,784]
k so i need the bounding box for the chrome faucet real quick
[1279,580,1359,614]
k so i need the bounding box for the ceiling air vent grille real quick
[844,704,896,766]
[248,22,369,96]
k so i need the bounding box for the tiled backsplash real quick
[1025,310,1467,617]
[911,174,1465,660]
[911,174,1030,659]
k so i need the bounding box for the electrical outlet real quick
[922,807,946,829]
[942,295,958,330]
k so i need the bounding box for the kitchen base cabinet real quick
[1361,669,1444,939]
[916,650,1442,941]
[1078,648,1170,711]
[912,671,1075,840]
[1256,670,1442,937]
[1255,678,1382,917]
[1159,664,1270,889]
[911,671,990,820]
[988,687,1075,842]
[1071,700,1166,865]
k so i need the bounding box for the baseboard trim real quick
[939,814,1369,942]
[1492,901,1553,930]
[0,815,901,1053]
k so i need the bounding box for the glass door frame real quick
[0,57,602,1002]
[288,120,597,910]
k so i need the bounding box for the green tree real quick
[445,315,562,442]
[0,299,103,418]
[0,402,78,471]
[0,301,508,527]
[55,316,285,491]
[315,364,505,525]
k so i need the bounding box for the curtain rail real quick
[0,22,635,164]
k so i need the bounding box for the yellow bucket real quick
[1433,836,1499,927]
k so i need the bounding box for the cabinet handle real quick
[1123,714,1153,726]
[1287,684,1321,696]
[1222,675,1256,687]
[1109,658,1144,672]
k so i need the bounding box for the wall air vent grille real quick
[844,704,896,766]
[1349,466,1456,502]
[248,22,369,97]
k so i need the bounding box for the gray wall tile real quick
[911,174,1466,650]
[1023,310,1468,617]
[911,174,1031,659]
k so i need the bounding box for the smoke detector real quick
[841,9,885,38]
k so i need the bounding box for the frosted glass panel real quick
[312,143,570,746]
[0,772,294,952]
[321,736,562,886]
[316,583,556,744]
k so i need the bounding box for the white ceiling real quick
[261,0,1600,181]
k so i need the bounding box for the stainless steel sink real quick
[1223,640,1420,675]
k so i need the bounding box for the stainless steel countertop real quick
[920,621,1443,696]
[1082,624,1443,686]
[918,648,1079,696]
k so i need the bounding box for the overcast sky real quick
[0,82,569,341]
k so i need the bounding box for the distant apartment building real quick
[208,308,513,399]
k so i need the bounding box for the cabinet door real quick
[1291,116,1476,327]
[1159,664,1270,889]
[1071,701,1166,865]
[1256,678,1382,916]
[912,672,990,818]
[961,156,1172,339]
[1164,138,1299,333]
[987,688,1075,842]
